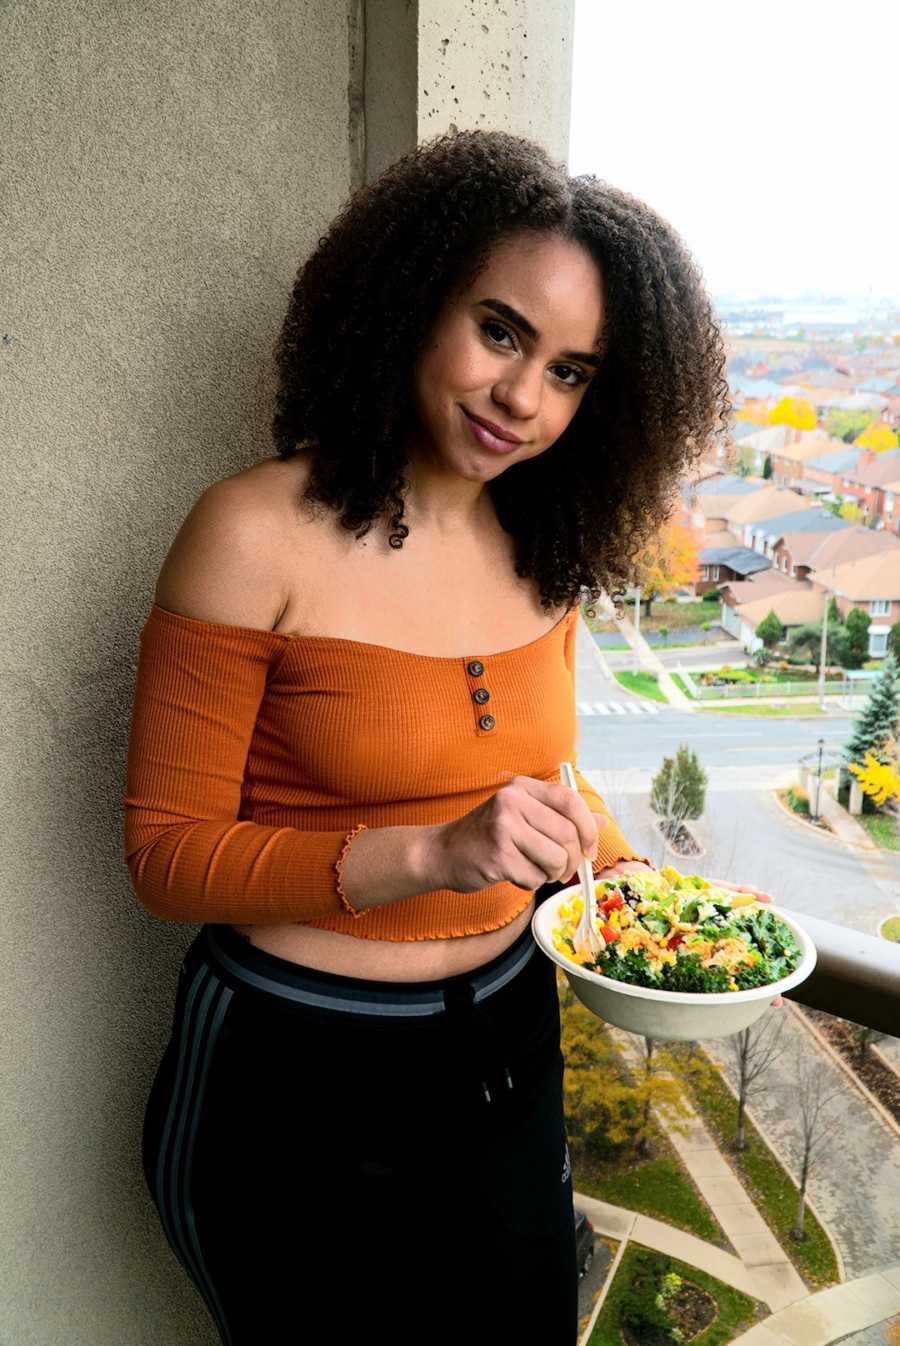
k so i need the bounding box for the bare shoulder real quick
[153,455,314,632]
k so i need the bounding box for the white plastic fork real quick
[559,760,604,961]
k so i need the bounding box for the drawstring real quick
[443,978,514,1107]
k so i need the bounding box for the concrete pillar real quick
[365,0,576,182]
[849,780,864,815]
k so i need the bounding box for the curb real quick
[788,1000,900,1144]
[576,1213,633,1346]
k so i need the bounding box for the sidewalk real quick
[728,1266,900,1346]
[594,595,694,711]
[606,1026,808,1313]
[812,780,877,850]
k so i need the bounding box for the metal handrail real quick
[780,907,900,1037]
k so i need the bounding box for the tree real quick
[755,609,784,650]
[787,621,848,670]
[762,453,773,479]
[727,1012,788,1152]
[856,422,898,452]
[790,1044,843,1241]
[839,499,865,524]
[848,1022,887,1065]
[845,652,900,766]
[768,395,817,430]
[631,520,701,617]
[827,596,841,624]
[887,621,900,660]
[848,750,900,807]
[844,608,871,669]
[650,744,707,839]
[556,973,689,1158]
[825,408,878,443]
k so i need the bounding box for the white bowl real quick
[532,884,817,1041]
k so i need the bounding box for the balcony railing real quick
[780,908,900,1037]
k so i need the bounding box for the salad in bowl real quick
[531,865,816,1040]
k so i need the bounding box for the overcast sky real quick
[569,0,899,301]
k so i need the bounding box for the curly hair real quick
[271,127,730,616]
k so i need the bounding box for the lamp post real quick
[813,737,825,822]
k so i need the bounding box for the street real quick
[571,621,900,937]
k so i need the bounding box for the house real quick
[722,487,814,546]
[686,474,767,535]
[696,544,771,595]
[840,448,900,522]
[744,507,851,558]
[803,446,861,494]
[768,433,848,488]
[718,569,807,642]
[727,588,826,655]
[773,524,900,581]
[808,550,900,656]
[723,423,793,475]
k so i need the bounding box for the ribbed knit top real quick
[123,601,648,940]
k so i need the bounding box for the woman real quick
[127,127,774,1346]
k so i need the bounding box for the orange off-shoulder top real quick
[122,602,648,940]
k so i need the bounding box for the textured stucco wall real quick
[365,0,574,180]
[1,4,353,1342]
[1,1,573,1341]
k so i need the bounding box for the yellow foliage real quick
[839,500,864,523]
[849,751,900,806]
[856,422,899,452]
[632,519,701,599]
[767,396,817,430]
[556,972,691,1153]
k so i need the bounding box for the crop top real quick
[122,601,650,940]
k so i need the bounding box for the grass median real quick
[586,1243,764,1346]
[614,671,667,703]
[669,1044,840,1290]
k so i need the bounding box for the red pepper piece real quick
[668,932,684,948]
[601,923,620,943]
[600,892,625,914]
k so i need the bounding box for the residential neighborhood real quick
[678,352,900,662]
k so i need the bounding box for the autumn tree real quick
[556,972,689,1159]
[631,520,700,617]
[768,396,817,431]
[856,421,898,452]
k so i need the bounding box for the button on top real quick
[473,687,490,705]
[467,660,484,677]
[479,713,496,731]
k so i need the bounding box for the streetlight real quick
[812,737,825,821]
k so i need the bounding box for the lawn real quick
[583,598,721,634]
[697,702,827,717]
[857,812,900,851]
[575,1150,727,1248]
[586,1243,764,1346]
[614,671,667,703]
[669,1045,840,1290]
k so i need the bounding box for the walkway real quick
[605,1026,809,1312]
[728,1267,900,1346]
[592,596,694,710]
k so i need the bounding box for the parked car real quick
[574,1207,594,1279]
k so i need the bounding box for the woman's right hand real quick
[426,775,607,893]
